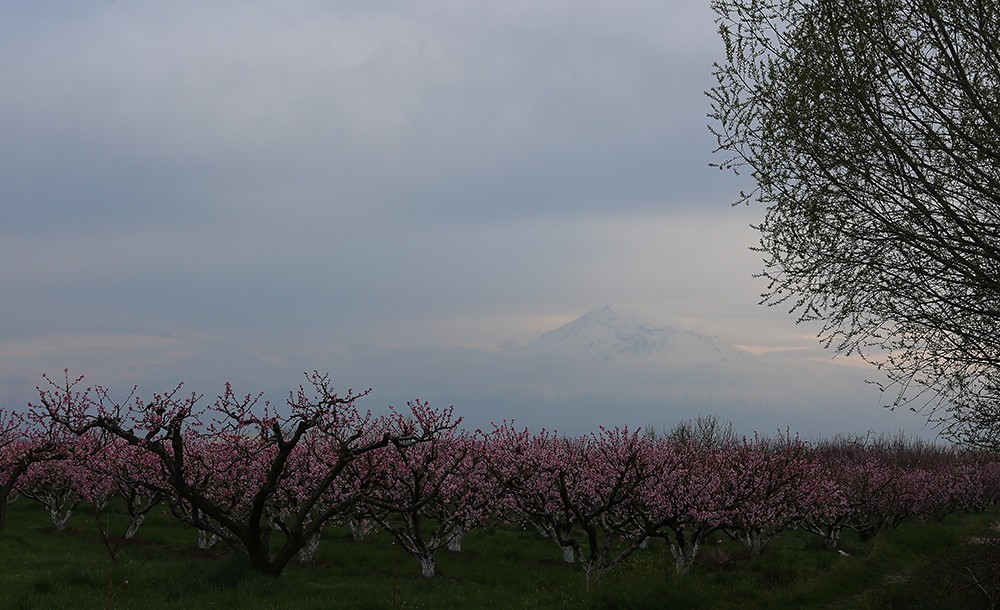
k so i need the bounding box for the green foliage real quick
[708,0,1000,446]
[2,500,1000,608]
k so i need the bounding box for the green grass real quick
[2,500,999,609]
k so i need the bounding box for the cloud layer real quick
[0,2,923,437]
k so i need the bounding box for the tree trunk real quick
[124,514,146,539]
[562,544,575,564]
[824,526,842,550]
[349,519,369,541]
[296,531,322,563]
[50,506,74,531]
[43,490,81,531]
[0,462,30,536]
[447,529,464,552]
[669,539,700,574]
[419,554,436,578]
[198,529,219,550]
[581,559,606,592]
[728,529,768,555]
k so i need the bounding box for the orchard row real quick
[1,371,997,585]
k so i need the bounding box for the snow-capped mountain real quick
[62,307,933,440]
[518,306,751,365]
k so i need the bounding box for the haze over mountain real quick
[79,306,929,439]
[5,307,936,440]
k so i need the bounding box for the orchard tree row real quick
[1,372,998,587]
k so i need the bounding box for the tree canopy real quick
[708,0,1000,446]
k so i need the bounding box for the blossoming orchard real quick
[3,372,1000,586]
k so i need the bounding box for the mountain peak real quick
[576,305,624,323]
[522,306,750,364]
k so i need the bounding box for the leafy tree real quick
[708,0,1000,446]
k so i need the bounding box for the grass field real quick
[1,500,999,609]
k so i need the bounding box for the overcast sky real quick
[1,1,843,393]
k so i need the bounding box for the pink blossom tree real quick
[17,453,82,531]
[556,426,665,586]
[72,433,117,513]
[360,402,483,578]
[272,427,391,563]
[0,407,66,535]
[486,424,581,567]
[38,371,451,576]
[716,435,815,555]
[974,457,1000,509]
[488,424,661,588]
[905,457,988,520]
[637,439,728,574]
[101,438,166,540]
[799,442,900,548]
[482,426,565,562]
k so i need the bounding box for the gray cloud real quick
[1,1,726,232]
[0,2,910,436]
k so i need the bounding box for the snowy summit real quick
[520,306,751,365]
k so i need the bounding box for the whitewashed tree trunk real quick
[746,531,767,555]
[297,531,322,563]
[349,519,370,541]
[122,493,161,539]
[50,506,74,531]
[189,506,220,549]
[91,494,111,513]
[581,559,602,592]
[725,528,770,555]
[419,554,436,578]
[669,540,700,574]
[562,544,575,564]
[823,527,842,550]
[533,522,575,563]
[801,520,843,550]
[124,514,146,539]
[198,529,219,550]
[41,490,81,531]
[447,529,464,552]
